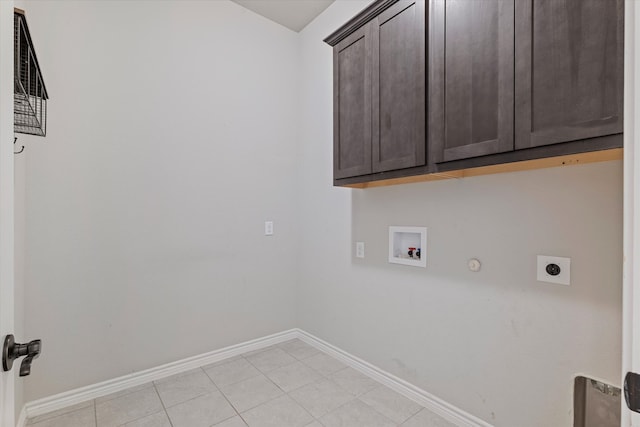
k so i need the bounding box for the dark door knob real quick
[625,372,640,413]
[2,334,42,376]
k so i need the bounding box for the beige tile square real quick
[320,399,395,427]
[242,395,313,427]
[359,386,423,424]
[266,361,322,392]
[154,369,216,408]
[27,400,94,425]
[205,357,261,387]
[301,353,345,376]
[220,375,283,413]
[278,340,320,360]
[122,410,171,427]
[245,347,297,373]
[29,406,96,427]
[329,367,379,396]
[289,378,353,418]
[166,391,236,427]
[96,387,163,427]
[400,408,458,427]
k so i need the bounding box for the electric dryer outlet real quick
[537,255,571,285]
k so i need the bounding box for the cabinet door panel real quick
[334,27,371,179]
[515,0,623,149]
[371,0,426,173]
[430,0,514,164]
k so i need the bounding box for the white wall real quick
[19,0,300,401]
[297,2,623,427]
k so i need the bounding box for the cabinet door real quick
[371,0,426,173]
[515,0,624,149]
[430,0,514,164]
[333,26,372,179]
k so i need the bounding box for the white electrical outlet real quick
[356,242,365,258]
[537,255,570,285]
[264,221,274,236]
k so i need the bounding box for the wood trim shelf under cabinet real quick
[342,148,623,189]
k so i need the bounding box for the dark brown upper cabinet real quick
[326,0,426,181]
[333,26,372,179]
[514,0,624,150]
[431,0,623,169]
[372,1,426,173]
[327,0,623,187]
[429,0,514,163]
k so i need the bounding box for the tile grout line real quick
[236,412,250,427]
[114,409,168,427]
[155,386,213,410]
[201,355,242,372]
[154,368,224,411]
[399,407,425,427]
[93,400,97,427]
[277,340,322,362]
[206,366,263,389]
[243,349,299,375]
[354,392,405,426]
[94,383,154,406]
[286,374,357,422]
[220,370,288,416]
[282,389,316,425]
[240,354,269,376]
[297,357,336,379]
[106,385,175,426]
[308,396,355,424]
[151,382,174,427]
[202,365,247,427]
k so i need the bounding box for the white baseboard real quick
[22,329,298,420]
[20,328,490,427]
[296,329,492,427]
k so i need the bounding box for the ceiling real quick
[231,0,335,32]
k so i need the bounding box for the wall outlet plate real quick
[356,242,365,258]
[264,221,274,236]
[537,255,571,285]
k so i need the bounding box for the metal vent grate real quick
[14,9,48,137]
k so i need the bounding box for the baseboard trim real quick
[296,329,492,427]
[21,328,490,427]
[23,329,298,419]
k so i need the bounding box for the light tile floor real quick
[26,340,456,427]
